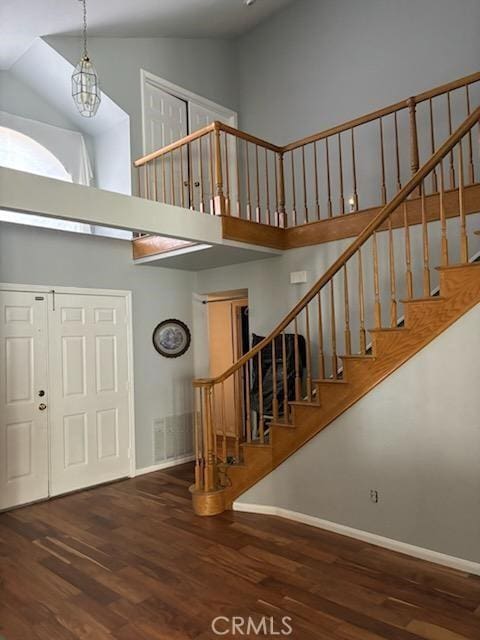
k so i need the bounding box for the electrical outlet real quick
[370,489,379,504]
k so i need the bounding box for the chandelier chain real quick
[81,0,88,58]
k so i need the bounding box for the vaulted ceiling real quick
[1,0,295,69]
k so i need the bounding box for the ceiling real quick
[0,0,295,69]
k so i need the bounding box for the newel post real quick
[407,97,420,196]
[213,123,227,216]
[276,152,287,228]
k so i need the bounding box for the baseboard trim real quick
[233,502,480,576]
[135,455,195,476]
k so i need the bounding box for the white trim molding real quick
[233,503,480,576]
[135,455,195,477]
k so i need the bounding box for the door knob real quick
[194,181,200,187]
[183,181,189,187]
[39,403,47,411]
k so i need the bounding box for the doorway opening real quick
[206,289,249,461]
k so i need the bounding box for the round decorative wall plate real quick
[152,319,191,358]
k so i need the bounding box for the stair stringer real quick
[222,263,480,507]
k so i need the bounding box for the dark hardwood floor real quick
[1,463,479,639]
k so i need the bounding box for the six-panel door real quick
[48,293,131,496]
[0,291,49,510]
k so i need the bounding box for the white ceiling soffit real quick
[0,0,296,70]
[11,38,129,137]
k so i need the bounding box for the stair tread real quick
[269,421,296,429]
[340,354,376,360]
[436,261,480,270]
[314,378,348,384]
[401,296,446,303]
[241,441,272,449]
[368,327,407,333]
[289,400,321,407]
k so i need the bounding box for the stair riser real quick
[342,359,378,382]
[242,446,273,466]
[316,383,350,406]
[370,332,410,356]
[440,265,480,297]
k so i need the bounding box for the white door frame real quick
[140,69,238,156]
[0,283,136,483]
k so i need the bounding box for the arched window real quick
[0,126,72,182]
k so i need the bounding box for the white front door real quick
[49,293,131,496]
[0,291,49,510]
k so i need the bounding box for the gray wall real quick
[236,0,480,143]
[237,303,480,565]
[47,36,239,164]
[0,222,196,470]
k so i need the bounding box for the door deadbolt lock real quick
[183,181,189,187]
[39,403,47,411]
[38,390,45,397]
[194,181,200,187]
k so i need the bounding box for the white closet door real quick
[143,81,189,206]
[189,102,238,215]
[0,291,49,510]
[49,293,131,496]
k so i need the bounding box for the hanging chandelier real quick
[72,0,101,117]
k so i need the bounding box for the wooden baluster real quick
[429,99,438,192]
[276,152,286,228]
[329,281,338,377]
[258,351,265,443]
[447,92,455,188]
[407,97,420,181]
[188,142,194,210]
[194,387,202,490]
[313,141,321,220]
[236,138,241,217]
[214,126,226,215]
[325,138,333,218]
[394,112,402,192]
[221,383,227,462]
[209,134,215,214]
[245,362,252,442]
[293,318,301,400]
[403,203,413,298]
[439,165,449,267]
[379,118,387,205]
[203,384,215,492]
[272,338,279,421]
[420,181,431,297]
[465,85,475,184]
[343,264,352,355]
[338,133,345,214]
[224,133,231,215]
[245,140,252,220]
[281,332,289,421]
[302,145,309,223]
[162,155,167,204]
[317,293,325,379]
[153,160,159,202]
[358,248,366,354]
[198,138,206,212]
[372,232,382,327]
[255,145,261,223]
[265,148,271,225]
[351,129,359,210]
[388,217,397,326]
[170,153,175,206]
[179,147,185,208]
[145,163,150,200]
[137,166,142,198]
[458,141,468,263]
[211,385,218,461]
[291,151,297,226]
[305,306,312,401]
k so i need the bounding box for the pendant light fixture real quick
[72,0,101,117]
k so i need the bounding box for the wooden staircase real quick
[190,103,480,517]
[220,262,480,506]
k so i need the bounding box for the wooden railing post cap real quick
[193,378,215,388]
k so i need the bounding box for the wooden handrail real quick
[283,70,480,151]
[134,123,216,167]
[135,71,480,166]
[194,104,480,386]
